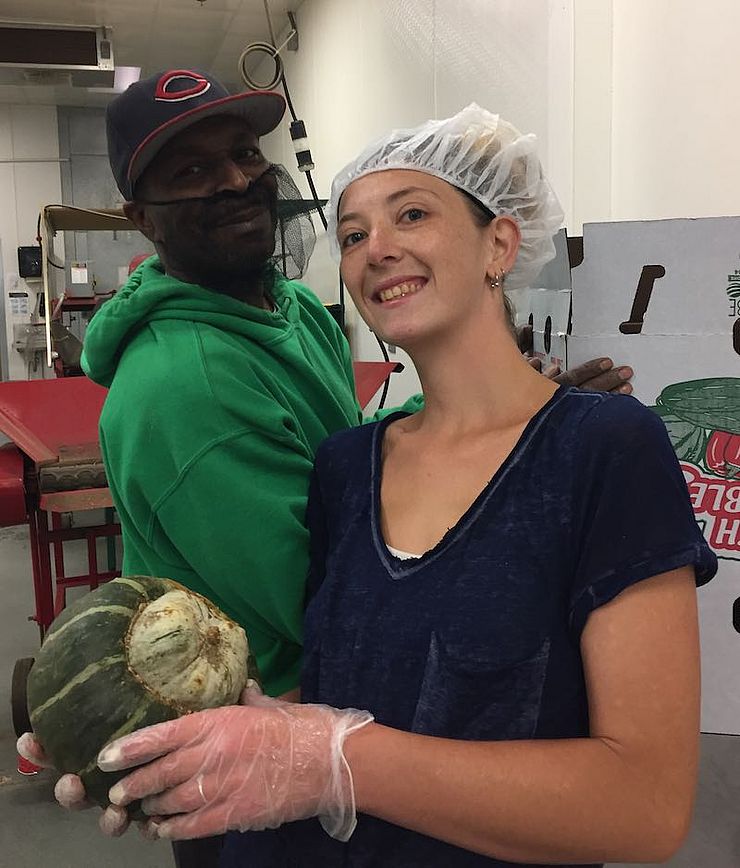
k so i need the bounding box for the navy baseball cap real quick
[106,68,286,200]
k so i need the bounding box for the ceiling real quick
[0,0,303,107]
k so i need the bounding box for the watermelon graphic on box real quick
[651,378,740,561]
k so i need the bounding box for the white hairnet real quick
[326,103,564,291]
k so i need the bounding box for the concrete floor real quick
[2,523,739,867]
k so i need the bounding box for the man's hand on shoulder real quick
[551,357,633,395]
[517,324,633,395]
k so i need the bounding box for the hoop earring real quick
[490,270,506,289]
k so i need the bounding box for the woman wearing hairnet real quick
[87,106,716,867]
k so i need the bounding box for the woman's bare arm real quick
[344,567,700,864]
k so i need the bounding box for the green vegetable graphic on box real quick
[651,378,740,478]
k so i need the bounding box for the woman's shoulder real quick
[549,390,685,513]
[557,389,670,453]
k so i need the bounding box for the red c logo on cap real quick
[154,70,211,102]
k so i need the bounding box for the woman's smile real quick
[373,277,428,304]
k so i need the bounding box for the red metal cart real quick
[0,377,118,634]
[0,377,119,756]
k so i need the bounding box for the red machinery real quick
[0,377,118,634]
[0,377,119,741]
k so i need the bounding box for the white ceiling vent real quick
[0,23,114,87]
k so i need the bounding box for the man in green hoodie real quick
[84,70,367,702]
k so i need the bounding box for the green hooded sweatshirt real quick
[81,257,362,696]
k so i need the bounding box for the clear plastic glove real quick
[16,732,130,837]
[98,687,373,842]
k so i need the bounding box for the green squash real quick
[27,576,251,815]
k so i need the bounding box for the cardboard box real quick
[567,216,740,735]
[518,229,572,369]
[531,288,570,370]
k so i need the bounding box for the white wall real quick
[572,0,740,228]
[571,0,611,230]
[261,0,570,409]
[611,0,740,221]
[0,105,63,381]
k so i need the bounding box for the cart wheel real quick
[11,657,34,737]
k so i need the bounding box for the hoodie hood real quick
[82,257,299,388]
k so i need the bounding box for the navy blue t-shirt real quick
[222,387,716,868]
